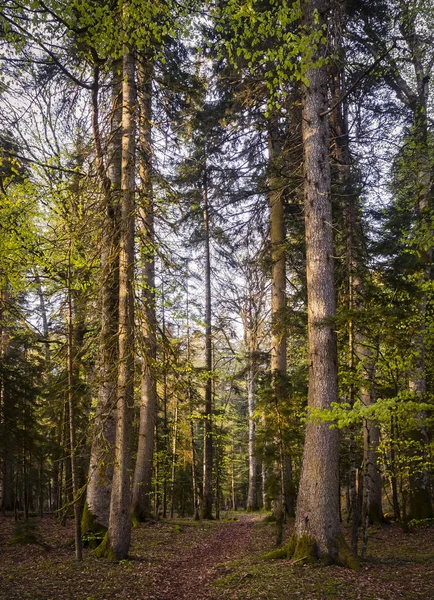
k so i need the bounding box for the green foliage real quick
[213,0,328,108]
[31,0,192,65]
[309,394,433,431]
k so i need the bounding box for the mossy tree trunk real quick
[268,117,293,519]
[95,46,136,561]
[84,65,121,534]
[131,54,157,524]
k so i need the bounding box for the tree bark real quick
[84,65,121,533]
[131,55,157,523]
[294,0,347,563]
[96,46,136,561]
[170,399,178,518]
[201,168,214,520]
[268,117,291,518]
[67,247,83,560]
[246,344,258,511]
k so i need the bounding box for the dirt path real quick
[3,514,434,600]
[0,513,262,600]
[149,515,258,600]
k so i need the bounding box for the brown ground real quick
[1,513,434,599]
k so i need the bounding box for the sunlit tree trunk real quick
[0,289,12,513]
[294,0,348,563]
[96,46,136,560]
[170,399,178,518]
[186,278,200,520]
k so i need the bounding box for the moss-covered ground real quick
[1,512,434,599]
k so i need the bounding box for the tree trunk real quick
[67,248,83,561]
[170,399,178,518]
[407,93,433,520]
[131,55,157,523]
[294,0,350,564]
[201,169,214,520]
[96,47,136,561]
[246,349,258,511]
[84,65,121,534]
[186,278,200,520]
[268,117,290,518]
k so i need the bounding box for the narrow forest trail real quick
[148,514,259,600]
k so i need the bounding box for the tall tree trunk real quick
[170,399,178,518]
[67,248,83,561]
[269,118,286,385]
[202,168,214,520]
[186,277,200,520]
[246,339,258,511]
[268,118,291,519]
[390,413,401,521]
[243,257,265,512]
[0,290,13,513]
[293,0,351,564]
[96,47,136,561]
[84,65,121,534]
[131,55,157,523]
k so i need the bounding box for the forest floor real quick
[1,511,434,600]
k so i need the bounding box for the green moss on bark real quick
[92,532,119,560]
[131,513,141,529]
[263,534,316,563]
[264,533,358,568]
[292,535,317,562]
[81,502,107,548]
[337,535,360,570]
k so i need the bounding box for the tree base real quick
[130,510,155,528]
[92,532,119,560]
[409,488,433,522]
[201,508,214,520]
[264,533,359,569]
[81,503,107,548]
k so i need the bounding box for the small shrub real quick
[8,520,47,548]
